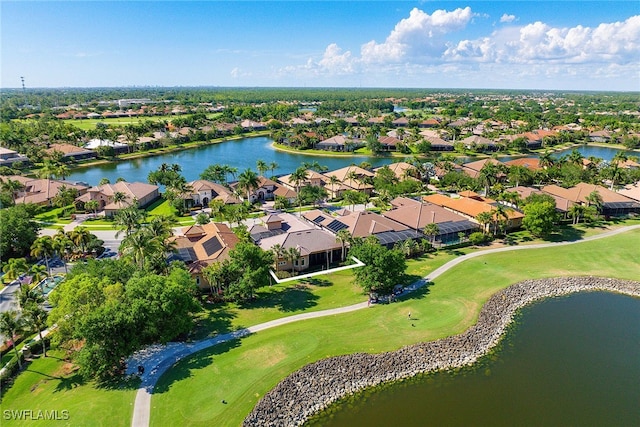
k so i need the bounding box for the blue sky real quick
[2,1,639,90]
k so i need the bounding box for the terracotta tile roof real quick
[172,222,239,266]
[510,186,574,212]
[423,194,524,220]
[385,197,479,230]
[324,165,374,191]
[9,177,88,205]
[505,158,542,170]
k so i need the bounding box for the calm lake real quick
[307,292,640,427]
[66,136,393,186]
[66,136,636,186]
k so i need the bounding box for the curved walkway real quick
[130,224,640,427]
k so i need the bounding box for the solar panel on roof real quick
[326,219,348,232]
[201,236,223,257]
[312,215,325,224]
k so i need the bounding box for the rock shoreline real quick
[243,276,640,426]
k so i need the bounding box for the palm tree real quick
[113,205,144,237]
[237,168,260,202]
[568,149,584,165]
[0,311,25,369]
[270,243,285,269]
[284,246,301,275]
[23,303,47,357]
[539,150,555,169]
[478,162,500,196]
[492,204,510,236]
[585,190,604,219]
[52,230,73,273]
[17,284,44,310]
[327,175,341,199]
[2,257,29,283]
[29,264,47,288]
[69,226,92,255]
[1,178,25,199]
[569,204,586,225]
[256,159,269,177]
[30,236,54,277]
[84,199,100,217]
[476,211,493,235]
[113,191,127,208]
[269,161,279,178]
[335,229,351,262]
[423,223,440,247]
[120,229,163,270]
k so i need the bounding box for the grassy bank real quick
[149,229,640,427]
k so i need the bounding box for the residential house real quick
[588,130,612,143]
[461,158,506,179]
[315,135,348,152]
[617,182,640,203]
[423,192,524,233]
[373,162,417,182]
[424,135,454,151]
[461,135,498,152]
[383,197,479,244]
[323,165,375,197]
[303,208,421,249]
[504,158,542,171]
[251,213,342,272]
[170,222,239,289]
[541,183,640,217]
[75,181,160,216]
[510,186,574,218]
[85,138,129,155]
[45,143,96,161]
[378,135,402,151]
[0,147,29,167]
[5,176,89,206]
[185,180,240,207]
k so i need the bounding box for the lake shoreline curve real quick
[243,276,640,426]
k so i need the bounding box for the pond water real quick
[66,136,393,186]
[307,292,640,427]
[66,136,636,187]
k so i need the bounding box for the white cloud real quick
[318,44,355,74]
[361,7,474,63]
[445,15,640,65]
[500,14,517,23]
[277,9,639,90]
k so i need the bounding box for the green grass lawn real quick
[0,350,138,427]
[3,229,638,427]
[61,113,222,131]
[150,229,640,427]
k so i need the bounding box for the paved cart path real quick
[130,225,640,427]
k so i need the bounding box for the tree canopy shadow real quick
[53,372,87,392]
[239,285,319,313]
[300,277,332,287]
[192,305,238,340]
[152,338,242,394]
[543,226,586,242]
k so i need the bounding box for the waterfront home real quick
[617,182,640,202]
[45,143,96,161]
[541,183,640,217]
[230,176,280,203]
[461,135,498,152]
[424,192,524,233]
[85,138,129,155]
[423,135,454,151]
[373,162,417,182]
[315,135,348,152]
[75,181,160,216]
[504,158,542,171]
[0,147,29,167]
[240,119,266,131]
[377,135,401,151]
[278,169,328,192]
[588,130,612,143]
[185,180,240,207]
[4,175,89,206]
[383,196,479,245]
[170,222,239,289]
[461,158,506,180]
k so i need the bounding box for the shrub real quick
[469,232,489,245]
